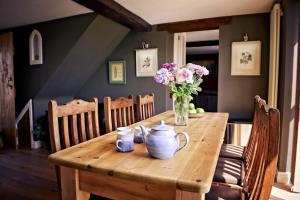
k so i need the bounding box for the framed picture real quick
[108,60,126,84]
[135,48,158,77]
[231,41,261,76]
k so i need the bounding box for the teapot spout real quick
[139,125,148,143]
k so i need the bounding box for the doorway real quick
[186,30,219,112]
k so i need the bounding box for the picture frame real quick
[108,60,126,84]
[135,48,158,77]
[231,41,261,76]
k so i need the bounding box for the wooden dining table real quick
[48,111,229,200]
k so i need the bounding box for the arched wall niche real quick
[29,29,43,65]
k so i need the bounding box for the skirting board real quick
[291,185,300,193]
[277,171,291,185]
[32,141,42,149]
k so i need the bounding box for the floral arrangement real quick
[154,62,209,125]
[154,63,209,98]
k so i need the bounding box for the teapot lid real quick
[151,121,172,131]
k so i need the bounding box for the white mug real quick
[116,128,134,152]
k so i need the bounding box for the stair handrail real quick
[16,99,33,129]
[15,99,34,147]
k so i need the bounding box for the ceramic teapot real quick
[140,121,189,159]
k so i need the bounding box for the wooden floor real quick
[0,148,59,200]
[0,148,299,200]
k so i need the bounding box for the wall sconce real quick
[142,41,149,49]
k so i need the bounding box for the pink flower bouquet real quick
[154,62,209,125]
[154,63,209,98]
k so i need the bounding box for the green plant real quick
[32,115,50,149]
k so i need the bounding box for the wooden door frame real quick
[0,32,16,148]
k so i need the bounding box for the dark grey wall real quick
[218,14,270,120]
[14,13,97,115]
[13,13,129,120]
[278,0,299,172]
[37,15,129,97]
[76,31,172,114]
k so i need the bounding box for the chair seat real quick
[213,157,244,185]
[206,185,242,200]
[219,144,245,160]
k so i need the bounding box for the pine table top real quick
[49,111,229,194]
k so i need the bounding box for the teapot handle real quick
[175,132,189,152]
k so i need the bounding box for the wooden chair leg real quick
[55,165,62,199]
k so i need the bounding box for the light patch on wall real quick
[291,42,298,108]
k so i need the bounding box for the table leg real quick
[176,190,205,200]
[60,166,90,200]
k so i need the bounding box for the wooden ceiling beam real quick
[73,0,152,31]
[157,16,232,33]
[186,40,219,47]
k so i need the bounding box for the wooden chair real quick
[48,98,100,152]
[213,96,262,186]
[103,96,135,133]
[48,98,100,197]
[207,96,280,200]
[137,93,155,121]
[219,95,261,161]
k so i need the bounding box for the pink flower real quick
[187,63,209,77]
[176,68,193,84]
[195,67,209,77]
[186,63,198,72]
[161,63,177,71]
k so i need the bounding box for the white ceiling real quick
[115,0,274,25]
[0,0,274,30]
[186,30,219,42]
[186,30,219,55]
[0,0,92,30]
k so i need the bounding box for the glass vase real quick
[173,94,190,126]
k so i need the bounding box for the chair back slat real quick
[137,93,155,121]
[61,116,70,148]
[70,115,79,145]
[241,96,280,200]
[92,105,100,138]
[112,109,118,131]
[118,108,123,127]
[48,98,100,153]
[123,108,127,126]
[126,107,130,125]
[78,113,87,142]
[104,96,135,133]
[86,112,93,140]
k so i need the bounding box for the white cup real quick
[116,130,134,152]
[116,127,132,139]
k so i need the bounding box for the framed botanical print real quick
[109,60,126,84]
[231,41,261,76]
[135,48,158,77]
